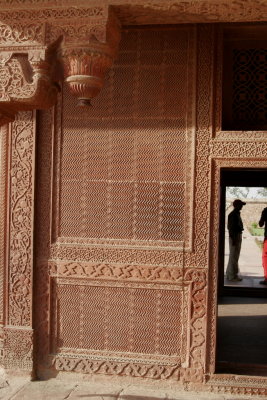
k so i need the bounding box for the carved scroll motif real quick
[52,356,180,380]
[0,37,61,126]
[182,269,207,383]
[8,112,35,327]
[0,22,45,45]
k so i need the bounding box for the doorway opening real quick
[216,168,267,375]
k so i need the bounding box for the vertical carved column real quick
[3,111,35,372]
[0,124,8,360]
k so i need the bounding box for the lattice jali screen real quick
[232,48,267,130]
[222,31,267,131]
[56,27,195,247]
[53,280,183,359]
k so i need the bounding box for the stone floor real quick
[0,374,266,400]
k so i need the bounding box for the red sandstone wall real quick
[35,26,196,379]
[3,18,267,395]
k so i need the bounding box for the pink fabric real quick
[263,239,267,279]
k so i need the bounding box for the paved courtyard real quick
[224,227,264,288]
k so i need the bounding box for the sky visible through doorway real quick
[226,186,267,200]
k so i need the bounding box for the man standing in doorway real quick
[259,207,267,285]
[226,199,246,282]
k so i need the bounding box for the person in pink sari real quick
[259,207,267,285]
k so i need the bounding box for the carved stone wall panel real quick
[52,279,184,358]
[54,26,196,251]
[183,24,214,270]
[8,111,35,327]
[39,268,204,380]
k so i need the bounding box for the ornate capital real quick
[62,9,121,106]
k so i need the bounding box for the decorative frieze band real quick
[0,1,266,25]
[52,355,180,380]
[49,261,184,283]
[211,141,267,158]
[50,244,184,267]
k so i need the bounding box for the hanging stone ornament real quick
[62,9,121,107]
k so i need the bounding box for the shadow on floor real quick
[217,296,267,375]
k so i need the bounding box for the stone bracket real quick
[0,38,62,126]
[0,6,121,120]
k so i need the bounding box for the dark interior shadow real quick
[218,296,267,305]
[217,314,267,365]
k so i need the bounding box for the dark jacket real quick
[227,208,244,238]
[259,207,267,239]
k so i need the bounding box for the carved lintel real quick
[62,9,121,106]
[0,38,62,126]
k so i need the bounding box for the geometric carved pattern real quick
[57,27,196,248]
[208,374,267,397]
[3,327,33,370]
[232,48,267,130]
[50,261,183,283]
[52,356,180,380]
[184,269,207,382]
[54,281,183,357]
[50,244,185,266]
[215,27,267,139]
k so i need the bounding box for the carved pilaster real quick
[3,111,36,372]
[182,269,207,383]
